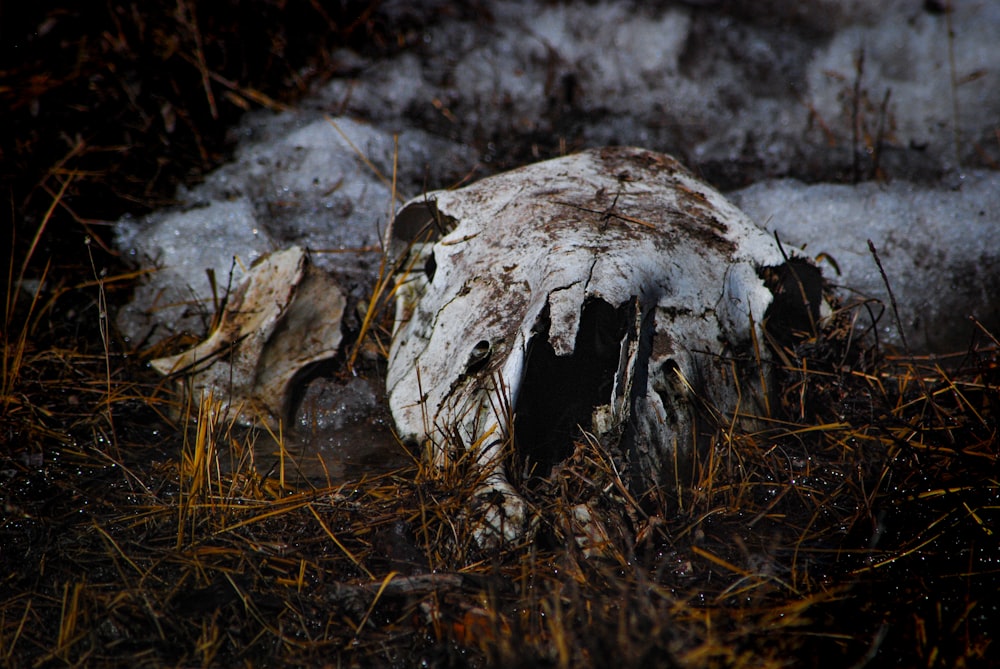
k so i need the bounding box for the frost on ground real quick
[115,1,999,476]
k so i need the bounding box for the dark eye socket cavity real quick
[658,358,679,379]
[424,251,437,283]
[759,259,824,352]
[465,339,492,374]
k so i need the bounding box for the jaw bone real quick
[151,246,346,430]
[385,147,824,544]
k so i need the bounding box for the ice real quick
[288,375,407,481]
[317,0,999,185]
[115,114,477,343]
[119,2,999,349]
[116,198,273,343]
[297,375,381,433]
[806,7,1000,176]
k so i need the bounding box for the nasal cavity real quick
[513,297,629,481]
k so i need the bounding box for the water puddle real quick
[279,374,411,482]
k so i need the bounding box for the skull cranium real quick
[386,147,823,542]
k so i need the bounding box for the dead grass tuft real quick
[12,260,995,667]
[4,153,998,666]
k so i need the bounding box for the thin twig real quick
[867,239,910,355]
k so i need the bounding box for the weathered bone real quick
[152,246,346,429]
[386,147,823,542]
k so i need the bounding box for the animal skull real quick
[386,147,823,542]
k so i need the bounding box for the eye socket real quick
[658,358,679,378]
[424,251,437,282]
[465,339,491,374]
[391,201,438,244]
[759,259,824,351]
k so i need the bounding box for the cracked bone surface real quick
[386,147,823,542]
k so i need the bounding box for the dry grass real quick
[3,206,997,666]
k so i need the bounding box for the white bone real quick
[152,246,345,430]
[386,147,822,542]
